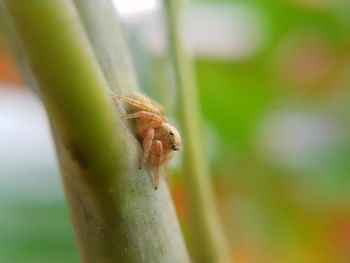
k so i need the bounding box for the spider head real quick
[165,124,181,151]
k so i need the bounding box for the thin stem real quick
[163,0,231,262]
[4,0,190,262]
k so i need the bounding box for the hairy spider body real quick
[113,93,181,189]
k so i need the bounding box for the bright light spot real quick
[140,3,267,60]
[112,0,160,18]
[181,3,267,60]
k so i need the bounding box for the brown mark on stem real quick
[65,140,89,170]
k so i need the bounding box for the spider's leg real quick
[152,140,163,190]
[124,111,163,125]
[138,120,162,133]
[140,128,155,169]
[112,95,155,112]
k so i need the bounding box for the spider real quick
[113,93,181,190]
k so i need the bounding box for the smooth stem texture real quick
[163,0,231,262]
[4,0,190,262]
[72,0,138,95]
[4,0,124,186]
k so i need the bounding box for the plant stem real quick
[72,0,138,95]
[4,0,190,262]
[163,0,231,262]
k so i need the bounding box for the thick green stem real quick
[72,0,138,95]
[4,0,190,262]
[163,0,231,262]
[4,0,125,185]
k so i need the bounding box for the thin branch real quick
[163,0,231,262]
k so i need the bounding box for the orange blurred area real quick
[0,47,24,86]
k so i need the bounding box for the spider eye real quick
[172,145,179,151]
[169,131,174,136]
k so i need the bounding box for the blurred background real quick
[1,0,350,262]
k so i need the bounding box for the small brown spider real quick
[113,93,181,190]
